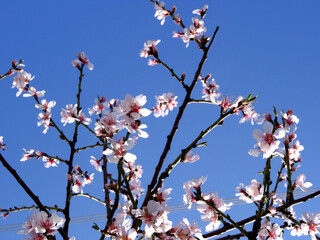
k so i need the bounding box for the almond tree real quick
[0,2,319,240]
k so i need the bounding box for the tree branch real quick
[0,154,69,240]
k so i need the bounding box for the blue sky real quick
[0,0,319,239]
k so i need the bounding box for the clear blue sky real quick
[0,0,319,239]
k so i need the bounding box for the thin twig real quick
[72,193,106,206]
[75,143,104,153]
[155,57,188,89]
[0,205,64,214]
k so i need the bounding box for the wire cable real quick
[0,188,319,233]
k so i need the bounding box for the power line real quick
[0,188,318,233]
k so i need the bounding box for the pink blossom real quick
[129,178,144,199]
[258,220,283,240]
[42,156,59,168]
[12,70,34,97]
[72,175,84,193]
[281,109,299,132]
[37,112,52,132]
[20,149,42,162]
[90,156,102,172]
[23,87,45,98]
[83,173,94,185]
[99,110,123,137]
[291,224,308,237]
[148,59,159,66]
[235,179,264,203]
[239,103,259,125]
[173,218,203,240]
[293,174,312,192]
[249,121,285,159]
[103,137,137,164]
[200,77,220,103]
[288,140,304,161]
[72,52,94,70]
[192,5,208,18]
[197,192,232,232]
[61,104,78,126]
[183,176,207,208]
[18,208,65,238]
[124,162,143,179]
[35,99,56,112]
[121,94,151,120]
[182,151,200,163]
[124,117,149,138]
[190,17,206,36]
[88,96,108,115]
[76,110,91,125]
[154,2,170,25]
[0,136,5,151]
[132,200,171,239]
[154,92,178,117]
[140,40,161,58]
[300,212,320,240]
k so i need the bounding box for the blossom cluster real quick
[18,208,65,240]
[1,2,318,240]
[67,165,94,194]
[20,149,61,168]
[183,177,232,232]
[153,92,178,118]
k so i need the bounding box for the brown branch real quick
[202,190,320,239]
[0,154,69,240]
[63,64,85,235]
[0,59,24,80]
[0,205,64,214]
[153,107,236,194]
[142,26,219,209]
[155,57,188,89]
[214,233,245,240]
[72,193,106,206]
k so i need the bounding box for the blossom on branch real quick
[35,99,56,112]
[61,104,78,126]
[88,96,108,115]
[300,212,320,240]
[0,136,5,151]
[183,176,207,208]
[293,174,312,192]
[235,179,264,203]
[140,40,161,59]
[103,137,137,164]
[18,208,65,239]
[153,92,178,117]
[90,156,102,172]
[72,52,94,70]
[42,156,59,168]
[23,86,45,98]
[249,121,285,159]
[20,148,43,162]
[192,5,208,19]
[197,192,232,232]
[120,94,151,120]
[154,2,170,25]
[200,76,220,104]
[281,109,299,132]
[182,151,200,163]
[12,70,35,97]
[258,220,283,240]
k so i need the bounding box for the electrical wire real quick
[0,188,318,233]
